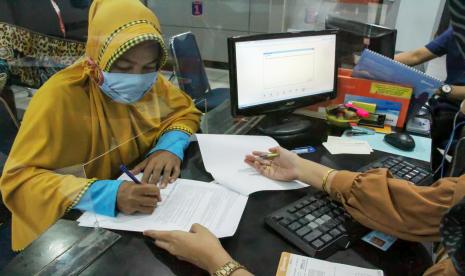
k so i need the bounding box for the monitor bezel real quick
[227,29,339,117]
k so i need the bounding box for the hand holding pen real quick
[244,147,301,182]
[115,164,161,215]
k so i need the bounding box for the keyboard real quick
[357,156,432,186]
[265,156,432,258]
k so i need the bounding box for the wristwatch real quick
[440,84,452,97]
[212,261,245,276]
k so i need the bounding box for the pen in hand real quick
[259,152,280,160]
[120,164,141,184]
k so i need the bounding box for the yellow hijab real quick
[0,0,201,251]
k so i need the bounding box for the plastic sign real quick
[192,1,203,16]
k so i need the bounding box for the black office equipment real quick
[384,132,416,151]
[227,30,338,146]
[265,191,368,259]
[265,155,432,258]
[358,156,432,185]
[325,15,397,68]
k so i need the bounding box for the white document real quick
[276,252,384,276]
[78,178,248,237]
[323,136,373,155]
[195,134,306,195]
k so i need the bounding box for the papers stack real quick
[323,136,373,155]
[78,177,248,238]
[79,134,306,237]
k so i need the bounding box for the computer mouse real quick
[384,132,415,151]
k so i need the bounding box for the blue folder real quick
[352,49,443,99]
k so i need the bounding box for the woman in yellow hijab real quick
[0,0,201,251]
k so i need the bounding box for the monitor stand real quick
[256,111,314,144]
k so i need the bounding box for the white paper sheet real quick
[78,179,248,237]
[195,134,306,195]
[323,136,373,155]
[276,252,384,276]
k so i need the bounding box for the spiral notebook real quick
[352,49,443,99]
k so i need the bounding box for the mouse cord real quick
[437,111,465,178]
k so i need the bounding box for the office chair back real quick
[0,97,18,175]
[170,32,211,101]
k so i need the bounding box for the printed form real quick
[276,252,384,276]
[78,177,247,237]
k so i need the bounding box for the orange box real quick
[307,68,413,128]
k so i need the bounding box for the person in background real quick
[395,1,465,168]
[0,0,201,251]
[394,26,465,101]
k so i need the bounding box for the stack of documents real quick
[79,177,248,238]
[323,136,373,155]
[79,134,306,237]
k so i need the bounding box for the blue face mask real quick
[99,71,158,104]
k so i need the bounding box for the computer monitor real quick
[227,30,338,142]
[325,15,396,68]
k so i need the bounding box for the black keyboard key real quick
[303,230,322,242]
[315,218,325,225]
[308,221,319,229]
[298,218,310,225]
[319,224,330,233]
[311,239,325,249]
[272,215,283,221]
[296,226,312,237]
[319,206,330,214]
[333,209,342,215]
[301,207,312,213]
[307,205,317,212]
[321,234,333,243]
[295,210,307,218]
[279,218,292,226]
[325,220,338,229]
[312,210,322,218]
[287,214,299,222]
[411,176,423,184]
[304,214,315,221]
[287,206,297,213]
[288,222,302,231]
[330,228,342,237]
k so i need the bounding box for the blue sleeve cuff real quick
[147,130,190,161]
[74,180,123,217]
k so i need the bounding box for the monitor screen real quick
[228,30,338,116]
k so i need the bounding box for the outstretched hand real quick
[244,146,301,182]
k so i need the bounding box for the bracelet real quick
[322,169,336,194]
[212,260,245,276]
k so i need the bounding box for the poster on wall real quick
[192,0,203,16]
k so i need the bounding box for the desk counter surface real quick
[3,141,433,276]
